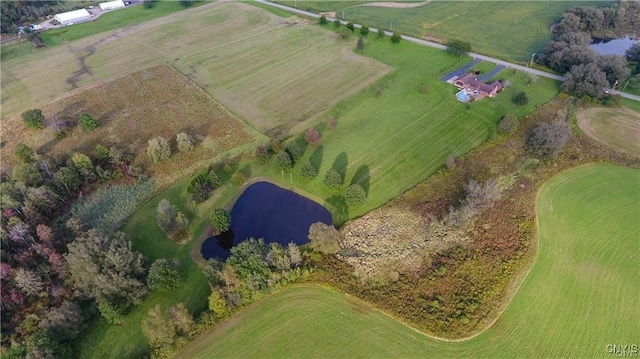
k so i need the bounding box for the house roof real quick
[54,9,91,24]
[455,73,502,94]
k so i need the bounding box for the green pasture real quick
[281,1,610,62]
[176,163,640,358]
[577,107,640,158]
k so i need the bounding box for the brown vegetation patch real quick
[340,208,465,280]
[315,99,640,339]
[1,64,257,185]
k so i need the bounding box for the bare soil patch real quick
[576,107,640,158]
[1,64,258,185]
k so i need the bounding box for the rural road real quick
[255,0,640,102]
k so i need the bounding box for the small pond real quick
[590,35,639,56]
[201,181,332,260]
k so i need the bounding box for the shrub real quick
[299,161,317,181]
[345,21,354,31]
[231,172,246,185]
[21,109,45,129]
[79,113,99,131]
[305,128,321,145]
[343,184,367,207]
[147,258,181,292]
[285,141,303,162]
[14,143,34,163]
[147,137,171,163]
[143,0,155,8]
[255,145,269,162]
[391,31,402,43]
[210,208,231,234]
[157,199,178,234]
[269,138,282,153]
[377,29,385,38]
[360,25,369,36]
[512,92,529,106]
[176,132,195,152]
[319,15,327,25]
[333,19,341,27]
[526,120,572,158]
[275,151,293,171]
[323,169,343,191]
[337,27,351,40]
[498,115,519,134]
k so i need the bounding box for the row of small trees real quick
[319,15,401,43]
[21,109,99,131]
[147,132,195,164]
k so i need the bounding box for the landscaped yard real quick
[174,163,640,358]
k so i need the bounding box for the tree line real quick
[537,1,640,99]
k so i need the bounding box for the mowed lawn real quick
[176,163,640,358]
[299,0,611,62]
[577,107,640,158]
[270,37,558,223]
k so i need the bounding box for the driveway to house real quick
[255,0,640,102]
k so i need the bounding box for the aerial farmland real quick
[0,1,638,358]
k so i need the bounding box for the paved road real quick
[255,0,640,102]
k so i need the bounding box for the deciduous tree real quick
[147,258,181,292]
[176,132,195,152]
[308,222,343,253]
[343,183,366,207]
[527,119,572,158]
[305,128,320,145]
[323,169,343,191]
[275,151,293,171]
[65,229,147,307]
[446,39,471,57]
[21,109,45,130]
[210,208,231,234]
[147,136,171,164]
[14,143,34,163]
[78,113,99,131]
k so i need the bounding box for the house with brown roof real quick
[453,73,504,101]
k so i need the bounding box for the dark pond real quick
[201,181,332,260]
[590,35,639,56]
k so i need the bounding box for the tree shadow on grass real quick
[309,145,324,169]
[331,152,348,180]
[325,195,349,227]
[350,164,370,195]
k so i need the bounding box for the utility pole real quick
[529,53,536,68]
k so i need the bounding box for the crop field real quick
[176,163,640,358]
[170,16,391,137]
[278,0,610,62]
[577,107,640,158]
[0,64,259,185]
[1,2,390,141]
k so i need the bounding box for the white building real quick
[99,0,125,11]
[54,9,91,26]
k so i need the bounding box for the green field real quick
[279,1,610,62]
[577,107,640,158]
[176,163,640,358]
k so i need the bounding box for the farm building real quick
[54,9,91,26]
[99,0,126,11]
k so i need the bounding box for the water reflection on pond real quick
[201,181,332,260]
[590,36,638,56]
